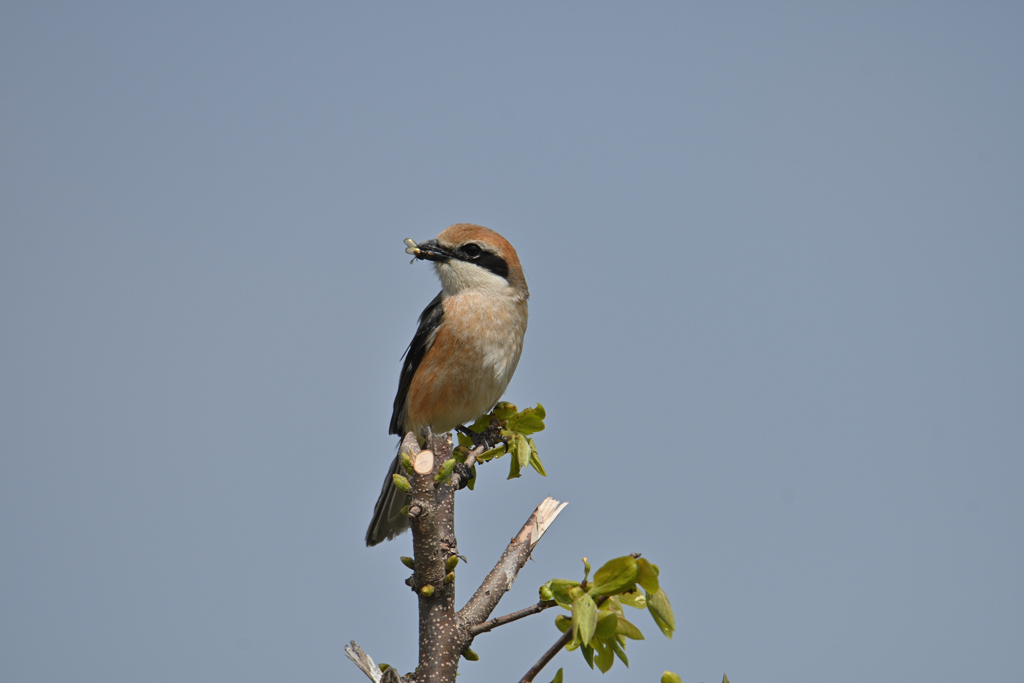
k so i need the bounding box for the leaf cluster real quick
[539,555,675,674]
[455,402,547,485]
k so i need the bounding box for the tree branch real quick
[349,430,567,683]
[406,431,461,683]
[345,640,397,683]
[518,595,609,683]
[518,629,574,683]
[467,600,556,637]
[456,497,568,649]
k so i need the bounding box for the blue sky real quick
[2,4,1022,682]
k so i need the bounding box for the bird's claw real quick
[452,462,473,490]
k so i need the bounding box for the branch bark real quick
[467,599,556,637]
[404,431,460,683]
[349,434,567,683]
[518,629,574,683]
[456,497,568,652]
[345,640,405,683]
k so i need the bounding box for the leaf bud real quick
[435,458,456,482]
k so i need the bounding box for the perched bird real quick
[365,224,529,546]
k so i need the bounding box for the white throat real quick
[434,260,511,297]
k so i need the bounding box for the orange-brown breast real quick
[404,290,527,434]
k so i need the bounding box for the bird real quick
[365,224,529,546]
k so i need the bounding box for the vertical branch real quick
[350,439,568,683]
[406,432,460,683]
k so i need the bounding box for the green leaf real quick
[590,556,639,596]
[466,466,476,490]
[618,589,647,609]
[541,579,581,609]
[610,636,629,667]
[493,402,517,420]
[507,446,522,479]
[549,668,563,683]
[594,637,614,673]
[581,643,595,669]
[528,438,546,475]
[456,432,473,448]
[723,675,730,683]
[477,444,506,462]
[595,610,617,638]
[637,558,659,593]
[516,433,531,469]
[533,403,546,420]
[661,672,683,683]
[614,614,645,640]
[572,592,599,646]
[582,557,591,582]
[647,587,676,639]
[509,406,546,435]
[554,614,571,633]
[468,414,491,433]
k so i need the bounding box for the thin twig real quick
[519,629,574,683]
[449,444,483,489]
[451,417,508,488]
[464,444,484,468]
[467,600,556,637]
[518,595,608,683]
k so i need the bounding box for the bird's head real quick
[405,224,528,298]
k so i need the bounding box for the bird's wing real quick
[390,291,444,435]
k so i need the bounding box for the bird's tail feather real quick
[365,452,411,546]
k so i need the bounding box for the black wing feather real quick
[390,292,444,435]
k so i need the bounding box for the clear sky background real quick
[2,4,1022,683]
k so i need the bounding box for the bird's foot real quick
[452,462,474,490]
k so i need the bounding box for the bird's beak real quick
[404,238,453,262]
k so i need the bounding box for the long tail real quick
[365,451,411,546]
